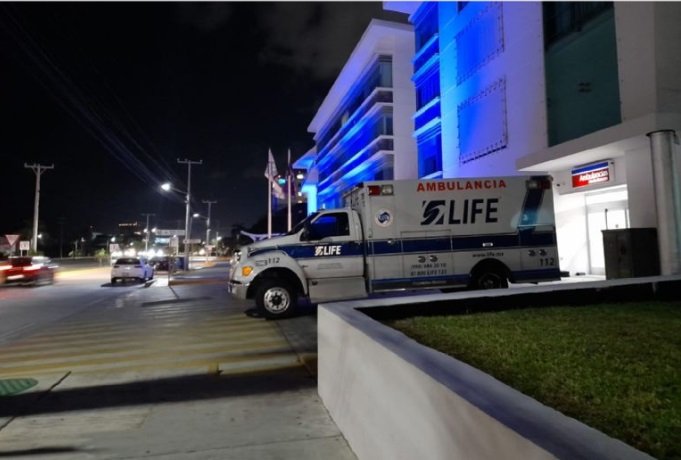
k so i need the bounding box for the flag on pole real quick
[264,149,285,199]
[287,149,292,231]
[287,149,297,197]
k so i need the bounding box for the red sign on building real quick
[572,161,611,188]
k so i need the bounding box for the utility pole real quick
[177,158,202,270]
[202,200,217,247]
[24,163,54,254]
[141,213,155,253]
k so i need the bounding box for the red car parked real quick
[0,256,57,286]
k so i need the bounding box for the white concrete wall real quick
[391,34,418,180]
[439,2,548,178]
[625,146,657,228]
[319,297,658,460]
[318,306,556,460]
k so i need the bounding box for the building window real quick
[418,131,442,177]
[543,2,620,145]
[414,3,438,50]
[378,57,393,87]
[416,71,441,109]
[383,116,393,136]
[316,56,393,151]
[543,2,613,47]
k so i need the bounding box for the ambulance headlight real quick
[242,266,254,277]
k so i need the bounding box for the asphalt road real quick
[0,265,137,345]
[0,263,348,459]
[0,262,319,377]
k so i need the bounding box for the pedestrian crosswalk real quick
[0,298,302,379]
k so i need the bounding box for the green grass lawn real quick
[386,301,681,460]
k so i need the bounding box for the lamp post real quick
[141,213,155,253]
[176,159,202,270]
[201,200,217,247]
[161,182,190,267]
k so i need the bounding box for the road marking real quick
[0,300,300,379]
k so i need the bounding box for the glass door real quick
[585,187,629,275]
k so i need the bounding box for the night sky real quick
[0,2,407,246]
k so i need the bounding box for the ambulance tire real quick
[471,266,509,290]
[256,279,296,319]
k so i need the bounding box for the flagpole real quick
[267,158,272,239]
[287,149,292,232]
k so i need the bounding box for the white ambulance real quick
[228,176,560,318]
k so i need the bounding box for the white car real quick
[111,257,154,284]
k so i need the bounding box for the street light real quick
[161,166,202,267]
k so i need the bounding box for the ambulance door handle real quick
[301,264,308,268]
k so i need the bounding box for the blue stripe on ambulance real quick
[250,231,555,260]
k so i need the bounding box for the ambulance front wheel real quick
[256,279,296,319]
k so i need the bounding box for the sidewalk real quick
[0,276,356,460]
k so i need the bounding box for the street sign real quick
[184,239,202,244]
[109,243,120,253]
[19,241,30,251]
[169,237,179,248]
[156,229,186,236]
[5,234,19,247]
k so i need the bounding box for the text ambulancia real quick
[228,176,560,318]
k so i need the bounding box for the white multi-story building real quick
[305,19,417,210]
[380,1,681,277]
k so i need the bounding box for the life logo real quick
[421,201,446,225]
[315,245,342,256]
[375,209,393,227]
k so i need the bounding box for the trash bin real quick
[602,228,660,279]
[174,257,185,270]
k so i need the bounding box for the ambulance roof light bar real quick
[367,184,394,196]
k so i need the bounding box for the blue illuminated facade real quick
[381,1,681,277]
[315,57,395,209]
[307,20,416,210]
[412,3,442,178]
